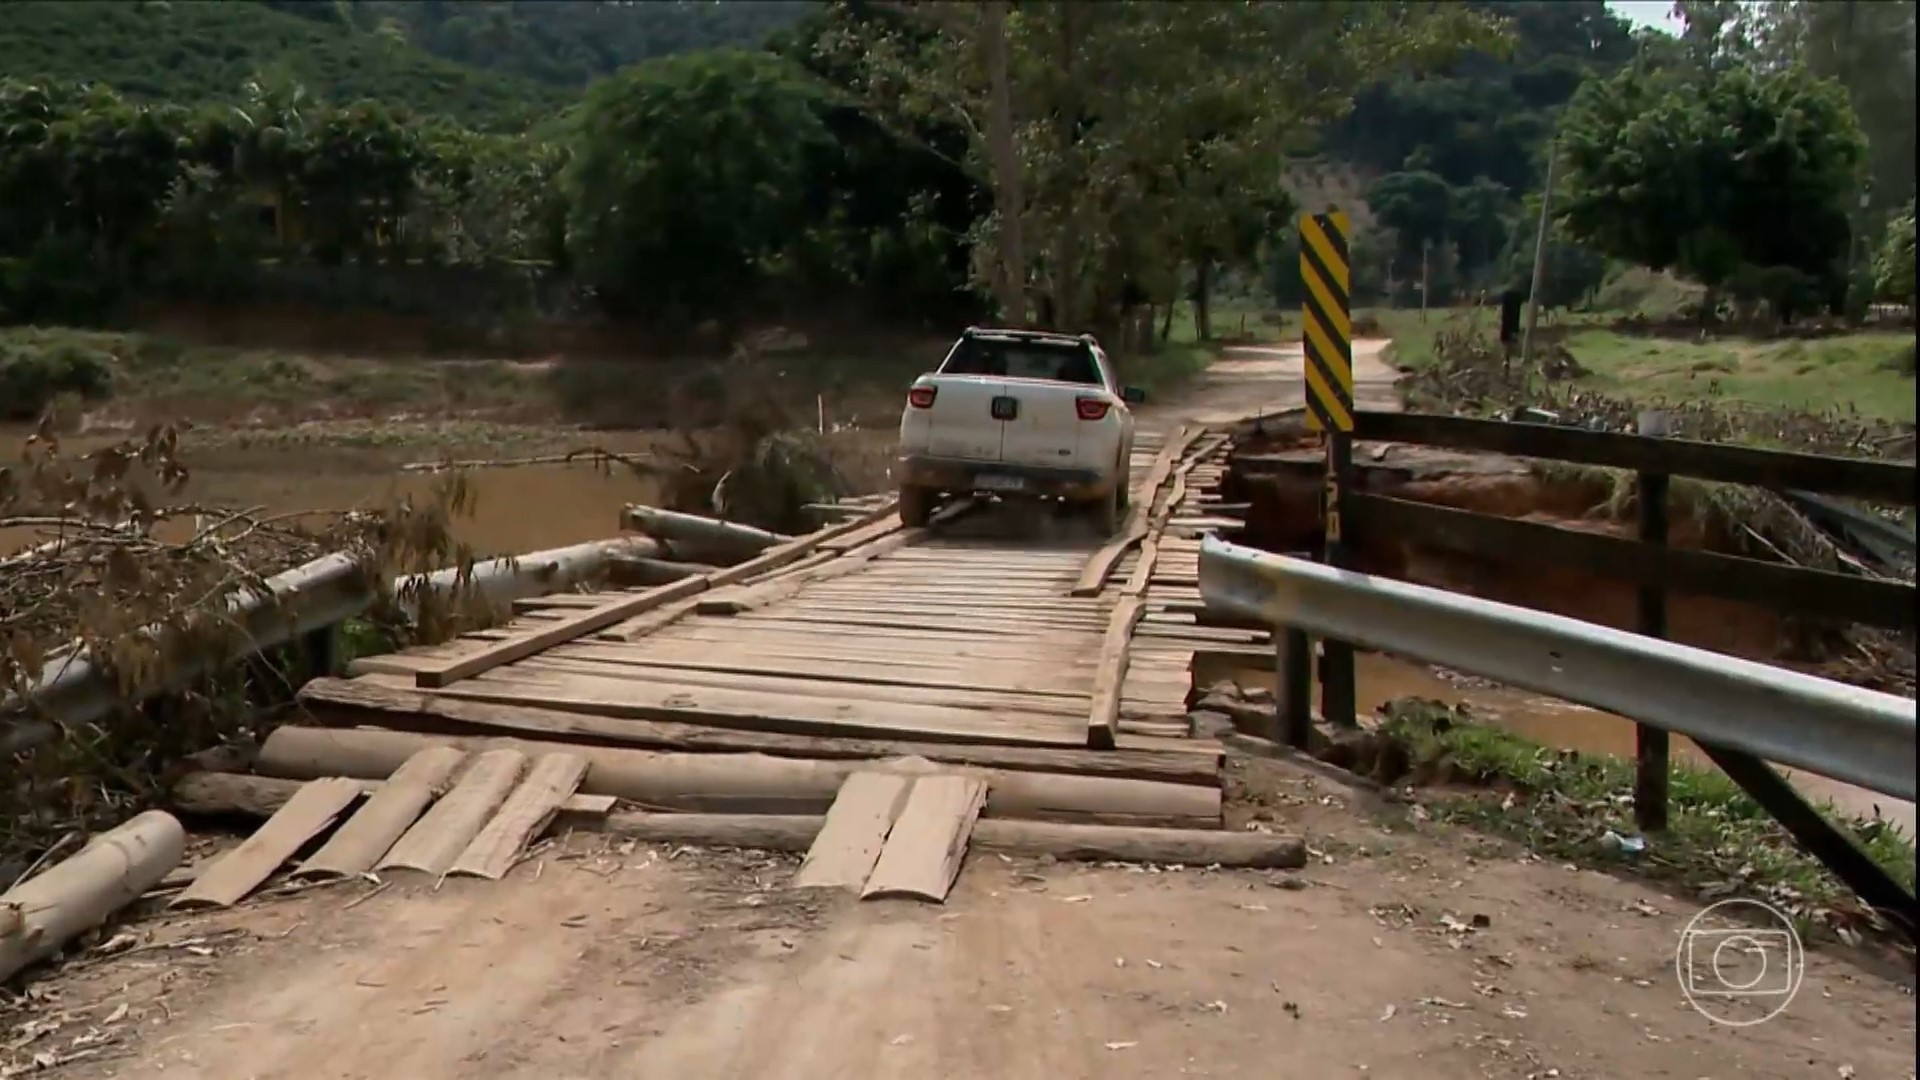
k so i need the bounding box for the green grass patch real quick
[1376,698,1916,930]
[1,325,551,422]
[1592,266,1706,320]
[1162,299,1290,346]
[1363,306,1915,424]
[1561,331,1917,424]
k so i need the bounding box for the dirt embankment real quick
[1226,438,1804,666]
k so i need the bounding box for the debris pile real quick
[1,419,481,872]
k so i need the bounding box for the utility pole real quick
[982,1,1026,326]
[1419,238,1432,323]
[1520,132,1560,374]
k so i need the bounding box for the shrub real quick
[0,339,116,420]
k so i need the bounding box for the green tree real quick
[1875,198,1916,306]
[1713,1,1916,219]
[561,50,833,323]
[819,1,1502,336]
[1556,58,1867,309]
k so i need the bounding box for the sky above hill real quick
[1608,0,1685,35]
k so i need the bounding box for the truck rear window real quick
[941,337,1102,385]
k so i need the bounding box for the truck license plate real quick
[976,474,1027,492]
[990,396,1019,420]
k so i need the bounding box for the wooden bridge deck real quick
[292,424,1269,834]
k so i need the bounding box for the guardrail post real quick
[1320,432,1358,728]
[303,624,339,680]
[1634,411,1672,832]
[1275,627,1314,747]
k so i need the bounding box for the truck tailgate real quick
[997,377,1087,468]
[921,376,1005,461]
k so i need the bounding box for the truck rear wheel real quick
[898,484,935,527]
[1084,484,1120,535]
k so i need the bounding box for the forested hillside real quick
[0,0,566,128]
[0,0,1910,357]
[1287,0,1641,307]
[261,1,815,88]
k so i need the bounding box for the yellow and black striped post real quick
[1300,212,1354,435]
[1300,211,1357,729]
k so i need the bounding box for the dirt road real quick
[21,760,1913,1080]
[1169,339,1400,426]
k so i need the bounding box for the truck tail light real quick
[908,386,937,409]
[1075,396,1111,421]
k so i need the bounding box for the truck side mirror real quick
[1122,386,1147,405]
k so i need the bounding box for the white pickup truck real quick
[896,327,1144,531]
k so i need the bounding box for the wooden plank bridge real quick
[181,421,1298,906]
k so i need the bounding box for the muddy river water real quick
[1221,652,1913,836]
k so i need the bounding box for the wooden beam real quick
[413,503,905,687]
[861,775,988,902]
[1073,426,1204,597]
[1354,411,1916,505]
[178,785,1305,869]
[1348,492,1916,630]
[413,576,710,688]
[1087,596,1146,750]
[295,676,1224,785]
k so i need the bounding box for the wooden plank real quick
[698,528,928,614]
[515,653,1094,712]
[171,777,363,909]
[862,775,988,903]
[426,669,1090,748]
[706,504,900,588]
[449,752,590,880]
[1353,411,1917,504]
[415,577,710,688]
[1348,492,1917,630]
[295,676,1223,785]
[377,749,528,876]
[1072,426,1203,596]
[411,505,906,685]
[600,596,705,642]
[792,771,913,890]
[294,747,467,880]
[1087,595,1147,750]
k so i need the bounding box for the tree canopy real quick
[1555,55,1866,313]
[561,51,836,321]
[810,0,1504,338]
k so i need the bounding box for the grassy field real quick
[1561,329,1916,423]
[1361,305,1917,424]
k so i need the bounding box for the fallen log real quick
[293,678,1221,787]
[621,505,790,562]
[166,777,1302,869]
[2,811,186,982]
[254,727,1222,829]
[171,771,611,826]
[606,556,719,585]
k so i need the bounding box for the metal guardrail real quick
[1198,536,1918,801]
[1,537,666,756]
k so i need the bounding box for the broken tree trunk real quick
[2,811,186,982]
[168,777,1304,869]
[620,505,789,563]
[255,727,1221,829]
